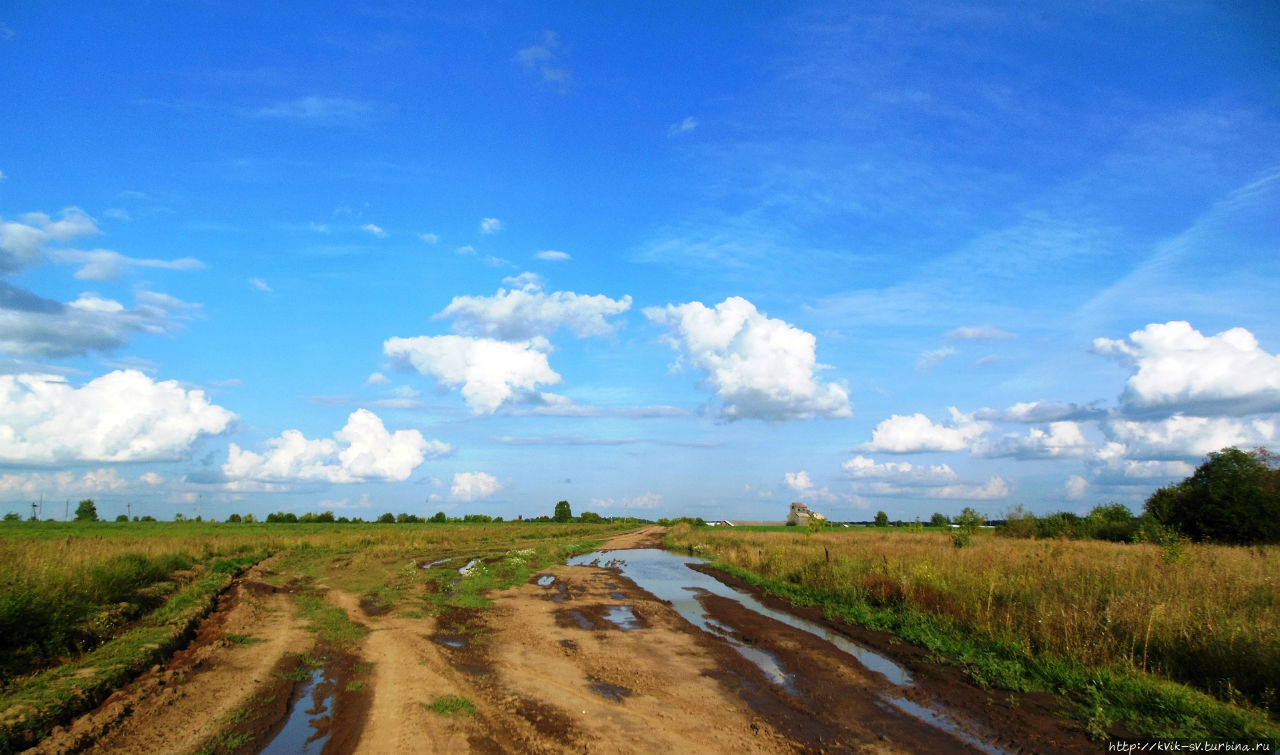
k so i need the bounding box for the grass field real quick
[0,519,629,751]
[667,523,1280,742]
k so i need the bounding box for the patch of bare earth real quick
[29,560,311,755]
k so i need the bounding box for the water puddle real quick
[550,581,569,603]
[536,573,557,587]
[881,696,1002,755]
[562,609,594,630]
[432,636,466,648]
[609,591,627,600]
[567,548,912,687]
[458,559,480,576]
[260,665,334,754]
[602,605,643,631]
[420,557,454,570]
[588,676,633,702]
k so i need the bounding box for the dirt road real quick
[29,526,1094,753]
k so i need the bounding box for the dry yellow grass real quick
[670,526,1280,711]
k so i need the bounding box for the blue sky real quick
[2,2,1278,522]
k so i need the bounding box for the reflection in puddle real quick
[420,557,453,570]
[536,573,557,587]
[432,636,466,648]
[602,605,642,631]
[882,696,1002,755]
[568,548,913,687]
[260,665,332,754]
[458,559,480,576]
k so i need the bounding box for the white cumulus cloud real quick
[645,296,850,421]
[451,471,501,501]
[223,409,448,483]
[361,223,387,238]
[479,217,504,234]
[862,407,990,453]
[384,334,561,414]
[0,370,236,463]
[841,455,957,483]
[980,421,1093,459]
[1093,321,1280,417]
[784,470,814,492]
[534,250,570,261]
[438,273,631,341]
[1102,415,1276,460]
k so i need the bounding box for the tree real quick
[873,510,889,527]
[74,499,99,522]
[114,514,129,522]
[1144,447,1280,545]
[3,512,20,522]
[929,512,950,528]
[554,500,573,523]
[376,512,396,524]
[579,511,604,524]
[956,507,984,530]
[227,513,242,523]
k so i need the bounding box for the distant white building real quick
[786,502,826,527]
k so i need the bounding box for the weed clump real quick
[423,695,475,716]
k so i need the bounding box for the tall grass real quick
[668,526,1280,723]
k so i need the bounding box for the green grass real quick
[224,633,261,646]
[422,695,475,716]
[294,594,366,645]
[195,730,254,755]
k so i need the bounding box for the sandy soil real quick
[29,527,1096,753]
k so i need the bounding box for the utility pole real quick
[30,502,37,521]
[64,499,69,521]
[127,502,132,520]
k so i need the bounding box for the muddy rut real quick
[28,527,1095,753]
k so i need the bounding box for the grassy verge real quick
[666,525,1280,744]
[0,552,265,752]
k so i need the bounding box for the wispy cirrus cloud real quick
[49,249,204,281]
[515,31,571,92]
[253,96,375,123]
